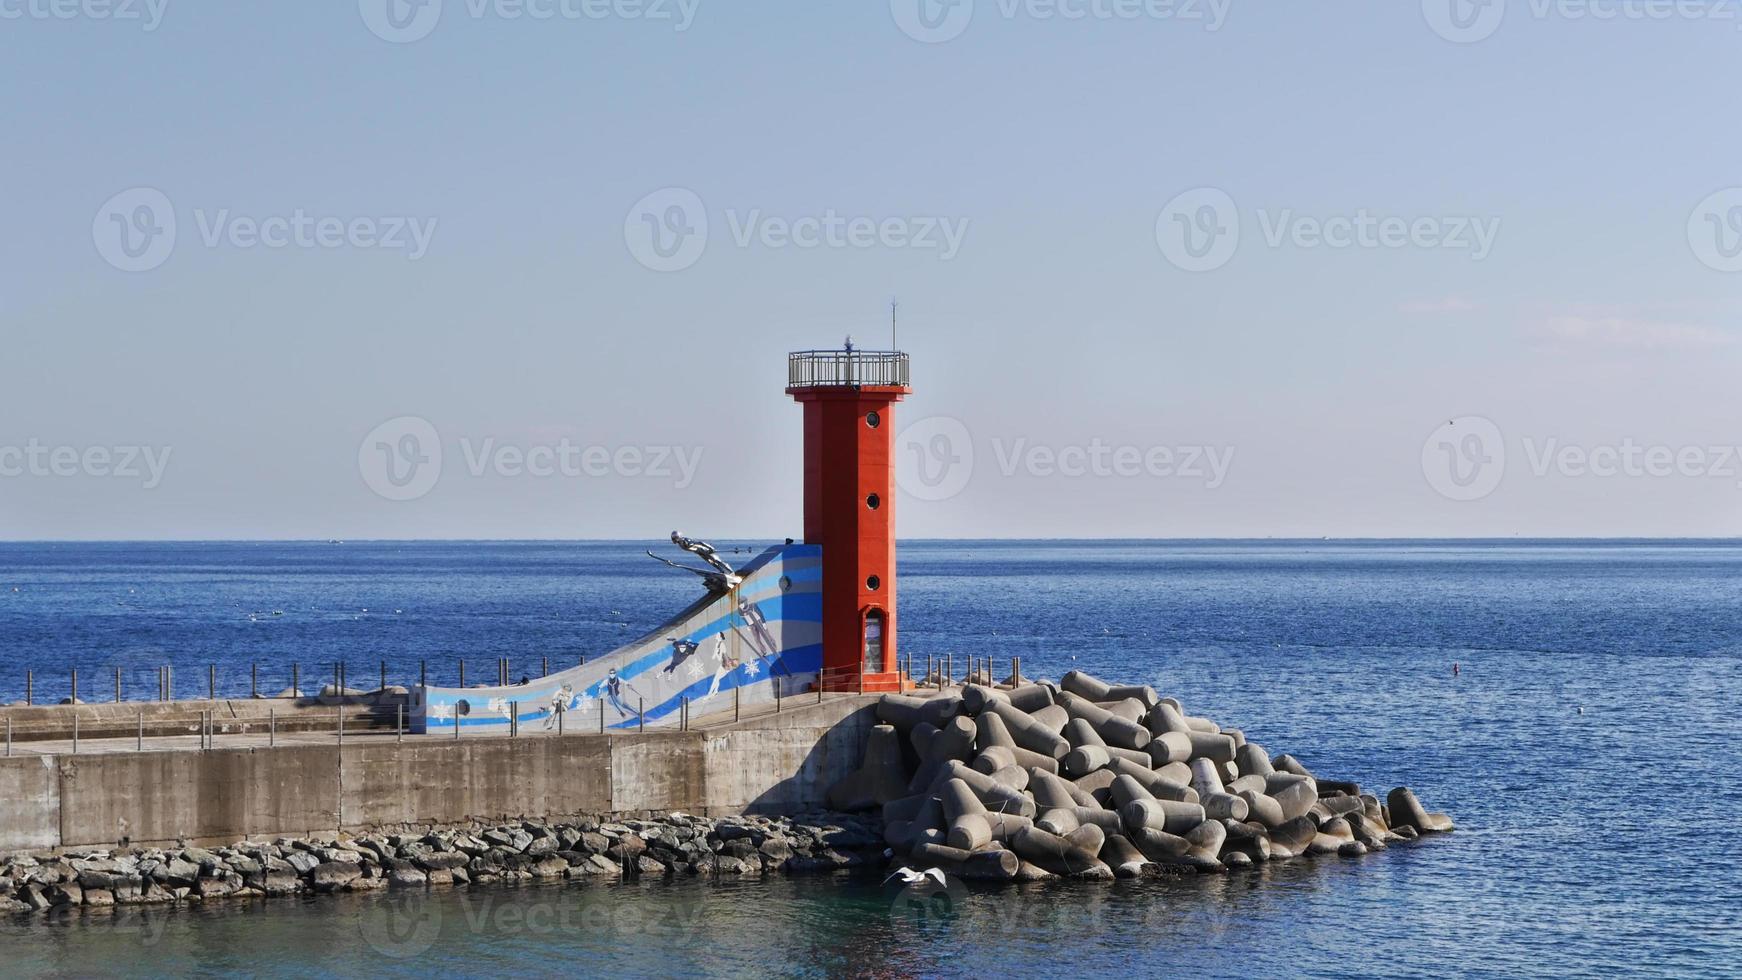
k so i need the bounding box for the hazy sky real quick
[3,1,1739,540]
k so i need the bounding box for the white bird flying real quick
[883,866,947,887]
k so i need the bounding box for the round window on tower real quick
[866,493,881,510]
[866,411,881,429]
[866,574,881,592]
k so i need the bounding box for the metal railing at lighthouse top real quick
[787,350,910,389]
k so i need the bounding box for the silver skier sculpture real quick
[647,531,743,595]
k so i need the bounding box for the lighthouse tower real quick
[786,345,910,692]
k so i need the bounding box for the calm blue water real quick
[2,540,1740,977]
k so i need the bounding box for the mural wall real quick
[410,545,822,734]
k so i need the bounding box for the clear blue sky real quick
[2,2,1739,539]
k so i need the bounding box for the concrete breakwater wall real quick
[0,697,877,854]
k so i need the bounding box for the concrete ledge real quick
[0,695,880,853]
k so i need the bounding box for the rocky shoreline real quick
[0,812,886,916]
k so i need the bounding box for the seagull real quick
[883,866,947,887]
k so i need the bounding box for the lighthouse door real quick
[863,611,886,674]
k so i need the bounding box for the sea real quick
[0,540,1738,978]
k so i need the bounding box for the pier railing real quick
[786,350,910,389]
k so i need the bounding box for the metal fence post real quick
[252,663,259,699]
[292,663,300,698]
[137,712,143,752]
[269,708,275,748]
[167,665,173,702]
[25,670,32,706]
[541,656,548,677]
[116,665,122,703]
[380,660,387,693]
[5,718,9,757]
[397,704,404,744]
[776,677,782,713]
[337,706,344,745]
[638,698,645,734]
[420,660,427,689]
[599,699,605,734]
[71,667,78,705]
[458,659,465,688]
[735,685,741,723]
[209,664,216,701]
[558,701,564,736]
[511,702,518,738]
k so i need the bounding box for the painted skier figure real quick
[663,636,702,674]
[603,668,643,721]
[703,633,740,701]
[543,684,573,731]
[736,597,778,660]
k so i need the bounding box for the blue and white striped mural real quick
[409,545,822,734]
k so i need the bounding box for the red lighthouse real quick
[787,346,910,692]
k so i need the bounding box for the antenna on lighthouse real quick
[890,298,898,351]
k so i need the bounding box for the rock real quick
[413,851,469,872]
[46,882,83,907]
[528,856,569,879]
[1386,787,1455,834]
[310,862,362,892]
[156,859,201,888]
[196,873,242,898]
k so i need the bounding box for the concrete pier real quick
[0,694,878,853]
